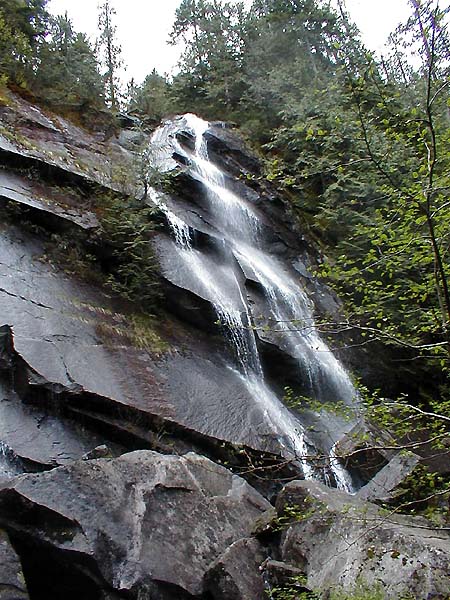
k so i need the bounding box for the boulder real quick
[0,451,271,599]
[0,529,29,600]
[117,129,146,150]
[204,537,266,600]
[276,480,450,599]
[81,445,113,460]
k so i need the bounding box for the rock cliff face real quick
[0,90,449,599]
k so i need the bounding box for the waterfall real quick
[0,441,23,481]
[149,114,357,490]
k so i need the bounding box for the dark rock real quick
[334,420,394,484]
[205,126,262,177]
[176,130,195,152]
[209,121,232,129]
[357,451,421,502]
[0,218,299,459]
[0,451,271,599]
[276,480,450,598]
[396,428,450,476]
[262,559,308,591]
[251,508,278,537]
[204,537,266,600]
[0,529,29,599]
[256,334,306,392]
[147,189,219,241]
[0,326,14,371]
[268,242,289,257]
[117,113,141,128]
[0,374,122,474]
[0,169,99,231]
[0,89,138,193]
[292,258,312,280]
[160,277,219,334]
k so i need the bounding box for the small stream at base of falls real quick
[150,114,358,493]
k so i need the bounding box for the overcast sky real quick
[47,0,412,84]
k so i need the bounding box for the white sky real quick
[48,0,412,84]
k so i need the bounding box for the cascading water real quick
[150,192,315,479]
[0,441,23,481]
[149,114,357,491]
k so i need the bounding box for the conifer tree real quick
[0,8,31,83]
[169,0,247,118]
[0,0,48,84]
[128,69,174,123]
[32,13,104,110]
[97,0,123,110]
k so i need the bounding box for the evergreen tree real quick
[0,0,48,44]
[0,0,49,84]
[169,0,247,118]
[0,7,31,83]
[310,0,450,370]
[97,0,123,110]
[239,0,342,136]
[32,13,104,110]
[128,69,174,123]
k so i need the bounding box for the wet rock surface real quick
[0,169,99,231]
[0,216,289,456]
[0,375,122,474]
[335,420,393,484]
[204,125,262,176]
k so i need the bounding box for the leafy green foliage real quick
[329,581,386,600]
[269,500,319,532]
[389,463,449,521]
[268,576,320,600]
[0,7,32,84]
[312,5,450,373]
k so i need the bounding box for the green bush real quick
[99,194,161,313]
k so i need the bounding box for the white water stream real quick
[0,441,22,481]
[149,114,357,491]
